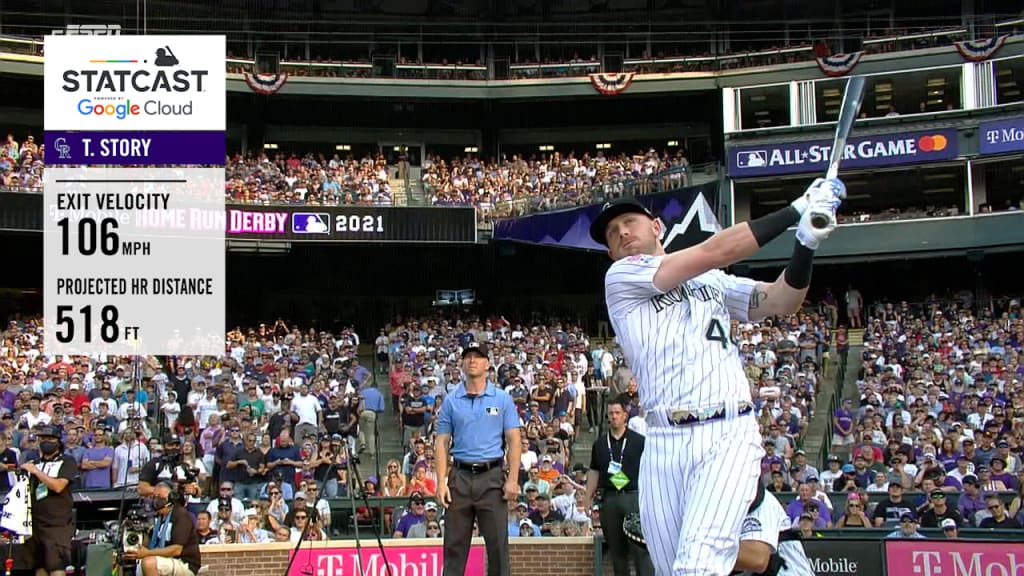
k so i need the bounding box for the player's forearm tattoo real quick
[749,289,768,310]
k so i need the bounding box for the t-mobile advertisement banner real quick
[288,543,484,576]
[727,128,959,178]
[802,539,882,576]
[979,117,1024,155]
[886,540,1024,576]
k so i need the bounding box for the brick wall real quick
[200,537,598,576]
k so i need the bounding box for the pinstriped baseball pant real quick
[639,414,764,576]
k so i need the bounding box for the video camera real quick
[106,504,153,569]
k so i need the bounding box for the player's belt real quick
[646,401,754,427]
[453,458,505,473]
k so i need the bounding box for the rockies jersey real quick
[737,492,815,576]
[605,254,757,411]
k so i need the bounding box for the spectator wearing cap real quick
[80,425,114,489]
[835,493,871,527]
[400,382,430,451]
[948,453,975,485]
[940,517,959,538]
[238,508,272,544]
[790,449,818,484]
[976,464,1008,492]
[435,341,521,576]
[918,489,963,528]
[978,494,1021,528]
[886,513,925,539]
[958,474,987,526]
[393,493,429,538]
[523,465,551,497]
[820,456,843,490]
[527,494,564,536]
[408,501,442,538]
[23,424,79,576]
[0,434,17,493]
[207,482,245,528]
[873,482,914,527]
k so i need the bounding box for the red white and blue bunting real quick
[954,35,1009,62]
[243,71,289,95]
[589,72,635,95]
[815,52,864,77]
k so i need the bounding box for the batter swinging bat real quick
[810,75,865,229]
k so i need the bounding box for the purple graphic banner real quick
[493,183,720,253]
[727,128,959,177]
[45,131,225,165]
[979,117,1024,155]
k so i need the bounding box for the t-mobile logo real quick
[912,551,943,576]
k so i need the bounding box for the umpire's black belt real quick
[454,458,504,473]
[646,401,754,428]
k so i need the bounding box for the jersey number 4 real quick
[705,318,730,350]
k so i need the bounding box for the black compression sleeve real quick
[748,206,800,247]
[783,241,814,289]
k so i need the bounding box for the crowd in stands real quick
[422,150,690,219]
[225,152,394,206]
[0,301,832,542]
[815,296,1024,535]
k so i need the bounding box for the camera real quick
[109,504,153,569]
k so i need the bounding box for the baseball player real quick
[588,177,844,575]
[733,488,815,576]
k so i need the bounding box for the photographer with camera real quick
[122,481,201,576]
[137,435,201,502]
[22,425,78,576]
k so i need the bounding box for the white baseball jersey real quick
[605,254,758,410]
[737,492,815,576]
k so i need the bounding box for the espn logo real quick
[51,25,122,35]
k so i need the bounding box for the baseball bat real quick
[810,75,866,229]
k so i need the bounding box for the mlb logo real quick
[736,150,768,168]
[292,213,330,234]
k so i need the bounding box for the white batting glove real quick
[791,177,846,214]
[796,197,838,250]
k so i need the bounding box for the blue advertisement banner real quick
[45,131,225,165]
[493,183,720,253]
[979,117,1024,155]
[727,128,960,178]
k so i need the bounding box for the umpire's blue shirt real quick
[436,381,519,463]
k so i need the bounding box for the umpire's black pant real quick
[443,466,509,576]
[602,490,655,576]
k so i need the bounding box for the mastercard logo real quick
[917,134,948,152]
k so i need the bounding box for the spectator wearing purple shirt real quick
[832,398,854,447]
[0,375,15,412]
[393,493,427,538]
[80,428,114,489]
[785,483,829,528]
[958,475,987,526]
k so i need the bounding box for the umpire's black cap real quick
[589,198,655,246]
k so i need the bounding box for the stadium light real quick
[538,145,554,151]
[335,144,351,151]
[595,143,611,149]
[464,146,478,153]
[263,143,279,150]
[667,140,679,147]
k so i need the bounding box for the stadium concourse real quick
[0,309,831,544]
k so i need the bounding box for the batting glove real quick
[791,177,846,215]
[796,197,838,250]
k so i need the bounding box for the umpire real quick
[585,394,653,576]
[435,342,522,576]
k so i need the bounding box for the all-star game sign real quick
[43,33,227,356]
